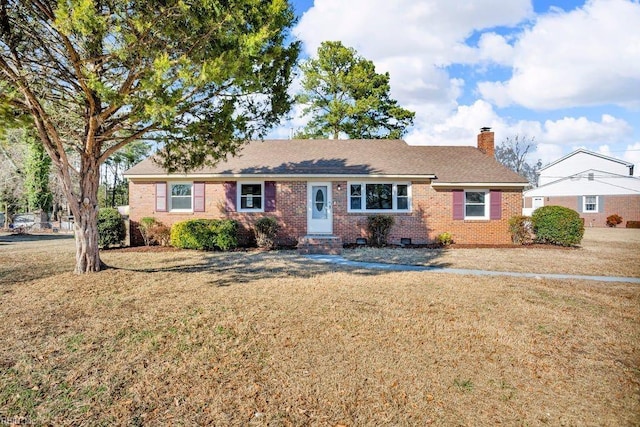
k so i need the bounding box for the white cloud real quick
[542,114,633,145]
[405,100,502,146]
[294,0,532,112]
[479,0,640,109]
[406,100,542,148]
[478,33,514,66]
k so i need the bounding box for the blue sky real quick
[274,0,640,173]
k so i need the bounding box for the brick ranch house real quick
[124,128,529,251]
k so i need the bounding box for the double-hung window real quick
[169,183,193,211]
[348,182,410,212]
[238,183,264,212]
[464,190,489,219]
[583,195,597,212]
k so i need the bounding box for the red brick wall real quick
[129,180,522,246]
[528,195,640,228]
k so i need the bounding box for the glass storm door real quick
[307,182,332,234]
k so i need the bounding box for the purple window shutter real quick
[224,181,237,212]
[194,182,205,212]
[265,181,276,212]
[490,190,502,220]
[156,182,167,212]
[452,190,464,220]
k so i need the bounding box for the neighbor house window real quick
[169,183,193,211]
[238,182,264,212]
[348,182,411,212]
[584,195,597,212]
[464,190,489,219]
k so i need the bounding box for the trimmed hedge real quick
[531,206,584,246]
[98,208,126,248]
[170,219,238,251]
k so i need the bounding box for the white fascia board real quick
[124,173,437,180]
[432,182,529,189]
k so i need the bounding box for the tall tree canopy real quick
[296,41,414,139]
[495,135,542,187]
[0,0,299,273]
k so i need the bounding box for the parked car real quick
[10,213,36,229]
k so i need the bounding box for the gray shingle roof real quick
[124,139,529,184]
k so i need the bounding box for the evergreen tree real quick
[296,41,414,139]
[23,130,53,213]
[0,0,299,272]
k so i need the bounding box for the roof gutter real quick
[124,173,438,180]
[432,182,529,189]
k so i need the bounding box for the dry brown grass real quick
[344,228,640,277]
[1,231,639,425]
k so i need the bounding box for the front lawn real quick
[0,229,639,425]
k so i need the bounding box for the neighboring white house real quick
[523,149,640,227]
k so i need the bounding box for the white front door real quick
[307,182,332,234]
[532,197,544,211]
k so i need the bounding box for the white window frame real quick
[347,181,412,213]
[237,182,265,212]
[583,195,598,212]
[464,189,490,220]
[169,182,193,212]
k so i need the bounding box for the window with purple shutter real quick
[490,190,501,220]
[265,181,276,212]
[155,182,167,212]
[452,190,464,220]
[224,182,237,212]
[194,182,205,212]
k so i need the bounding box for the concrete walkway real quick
[306,254,640,284]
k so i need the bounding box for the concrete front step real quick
[297,235,343,255]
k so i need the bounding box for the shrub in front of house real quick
[508,215,533,245]
[138,217,171,246]
[254,216,279,249]
[98,208,126,248]
[531,206,584,246]
[367,214,394,247]
[627,220,640,229]
[170,219,238,251]
[437,232,453,246]
[138,217,157,246]
[606,214,623,227]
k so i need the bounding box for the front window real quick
[584,196,597,212]
[349,182,411,212]
[465,190,488,219]
[170,183,192,211]
[239,183,263,211]
[366,183,392,210]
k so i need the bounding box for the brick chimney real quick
[477,127,495,157]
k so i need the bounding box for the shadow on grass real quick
[342,247,454,270]
[123,250,408,287]
[0,233,74,244]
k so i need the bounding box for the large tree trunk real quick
[74,202,101,273]
[69,155,104,274]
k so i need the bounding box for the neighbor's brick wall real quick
[525,195,640,228]
[129,180,521,246]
